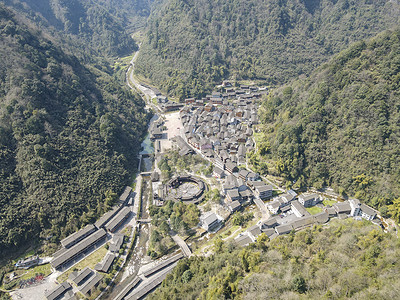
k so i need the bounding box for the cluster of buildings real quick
[329,199,378,222]
[50,186,133,271]
[45,267,104,300]
[235,192,380,246]
[184,82,267,107]
[223,173,273,211]
[175,84,276,214]
[179,88,261,167]
[46,187,134,299]
[156,95,184,112]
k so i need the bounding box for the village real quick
[5,80,384,300]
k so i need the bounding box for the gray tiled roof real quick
[275,224,293,235]
[105,207,131,232]
[333,202,351,214]
[235,234,253,246]
[61,225,96,249]
[45,281,71,300]
[78,272,103,295]
[95,253,115,273]
[291,200,310,217]
[360,203,377,217]
[248,225,262,238]
[70,267,92,286]
[51,229,107,269]
[95,206,121,229]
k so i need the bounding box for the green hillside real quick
[2,0,154,57]
[135,0,400,99]
[0,5,148,256]
[149,219,400,299]
[256,29,400,218]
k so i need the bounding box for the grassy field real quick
[57,246,108,283]
[113,55,133,71]
[306,206,324,215]
[1,264,52,291]
[219,225,240,239]
[20,264,52,281]
[323,199,337,207]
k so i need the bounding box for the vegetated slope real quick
[0,5,148,256]
[1,0,151,57]
[149,219,400,299]
[135,0,400,99]
[256,29,400,217]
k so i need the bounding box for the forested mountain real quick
[256,29,400,219]
[150,219,400,299]
[2,0,155,57]
[135,0,400,99]
[0,5,148,256]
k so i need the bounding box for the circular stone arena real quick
[166,176,207,204]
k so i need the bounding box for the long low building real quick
[115,277,142,300]
[95,253,115,273]
[95,206,122,229]
[127,266,176,300]
[51,229,107,270]
[45,281,75,300]
[119,186,133,205]
[79,272,103,296]
[70,267,92,286]
[143,253,184,277]
[61,225,96,249]
[105,207,131,233]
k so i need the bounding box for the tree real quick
[104,190,118,209]
[256,233,269,251]
[388,197,400,223]
[292,275,307,293]
[182,270,193,283]
[214,237,224,254]
[232,213,245,226]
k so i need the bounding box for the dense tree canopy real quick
[258,29,400,219]
[2,0,156,57]
[136,0,400,98]
[149,219,400,299]
[0,5,149,257]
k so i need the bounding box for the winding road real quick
[126,45,158,102]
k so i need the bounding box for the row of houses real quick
[185,85,267,106]
[267,191,311,215]
[235,210,330,246]
[236,195,380,247]
[69,267,103,297]
[328,199,378,221]
[45,261,120,300]
[268,192,378,221]
[51,187,133,271]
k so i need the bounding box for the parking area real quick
[161,112,183,151]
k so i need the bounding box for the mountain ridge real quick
[0,4,148,256]
[135,0,400,99]
[256,28,400,218]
